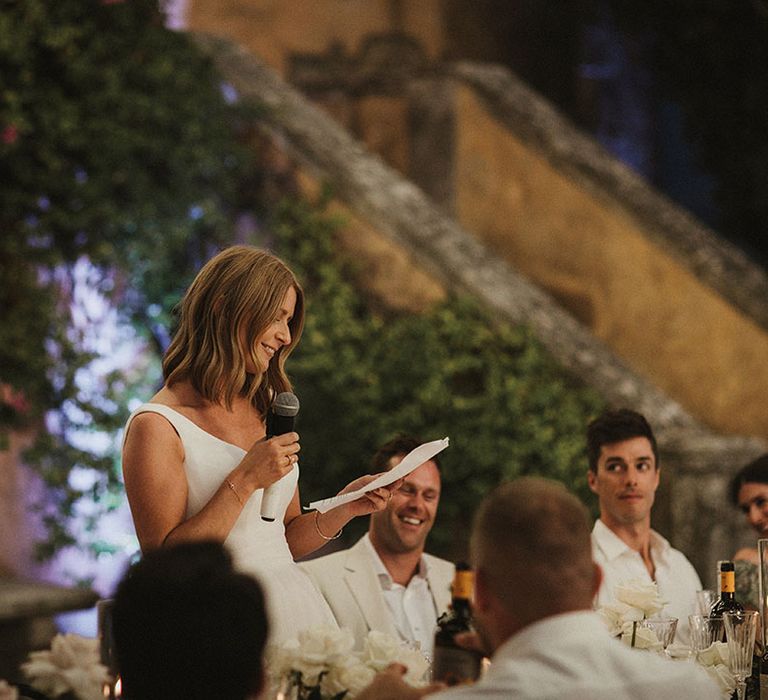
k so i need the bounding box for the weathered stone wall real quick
[185,0,445,76]
[194,34,766,584]
[437,65,768,442]
[184,1,768,443]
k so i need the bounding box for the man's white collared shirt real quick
[591,519,702,645]
[431,610,720,700]
[362,534,438,656]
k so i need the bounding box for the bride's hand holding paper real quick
[309,437,450,514]
[335,473,406,517]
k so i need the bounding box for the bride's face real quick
[737,481,768,537]
[241,286,297,376]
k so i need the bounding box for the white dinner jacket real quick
[300,536,455,648]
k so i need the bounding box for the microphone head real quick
[272,392,300,417]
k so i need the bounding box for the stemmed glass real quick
[640,617,678,657]
[688,614,725,662]
[723,610,759,700]
[696,589,718,616]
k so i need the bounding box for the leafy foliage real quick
[1,0,604,562]
[0,0,253,557]
[272,199,604,559]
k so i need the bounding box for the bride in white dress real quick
[121,245,398,643]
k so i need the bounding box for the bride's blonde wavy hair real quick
[162,245,305,417]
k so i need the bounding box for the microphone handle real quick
[261,413,296,522]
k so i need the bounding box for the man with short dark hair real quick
[302,435,454,654]
[587,408,701,644]
[112,541,268,700]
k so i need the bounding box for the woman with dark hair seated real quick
[729,454,768,609]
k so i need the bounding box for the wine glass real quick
[640,617,678,656]
[688,614,725,662]
[696,589,718,616]
[723,610,759,700]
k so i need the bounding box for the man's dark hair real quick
[112,541,268,700]
[586,409,659,473]
[729,454,768,505]
[370,434,441,472]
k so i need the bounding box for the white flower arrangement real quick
[597,578,666,649]
[695,641,737,699]
[269,626,430,699]
[20,633,111,700]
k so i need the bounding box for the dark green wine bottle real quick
[710,560,744,618]
[431,562,483,686]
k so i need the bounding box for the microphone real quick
[261,392,300,522]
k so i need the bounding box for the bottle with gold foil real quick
[431,562,483,685]
[710,560,744,618]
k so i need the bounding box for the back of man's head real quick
[586,408,658,472]
[471,477,596,630]
[112,541,268,700]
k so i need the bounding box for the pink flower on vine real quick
[1,385,29,415]
[2,125,18,144]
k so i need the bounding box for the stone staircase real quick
[193,32,766,586]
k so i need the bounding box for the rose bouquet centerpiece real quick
[597,579,667,649]
[268,626,430,699]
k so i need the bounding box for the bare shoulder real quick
[124,410,181,449]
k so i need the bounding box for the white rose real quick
[703,663,737,698]
[21,634,111,700]
[267,640,303,678]
[362,631,405,671]
[297,625,356,666]
[21,655,71,698]
[619,622,662,651]
[697,641,730,667]
[0,680,19,700]
[598,601,647,635]
[614,579,666,618]
[321,661,376,698]
[61,665,110,700]
[395,648,430,685]
[360,631,430,684]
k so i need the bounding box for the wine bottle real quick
[431,562,483,686]
[710,560,744,617]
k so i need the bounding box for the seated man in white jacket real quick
[301,435,454,656]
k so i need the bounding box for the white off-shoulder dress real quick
[124,403,338,643]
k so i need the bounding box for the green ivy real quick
[0,0,253,558]
[1,0,604,563]
[271,198,604,560]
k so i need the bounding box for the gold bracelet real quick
[225,478,244,507]
[314,510,342,540]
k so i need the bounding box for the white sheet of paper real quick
[308,437,450,513]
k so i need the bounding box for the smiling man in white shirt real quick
[587,408,702,645]
[301,435,454,655]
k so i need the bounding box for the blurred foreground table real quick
[0,578,98,682]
